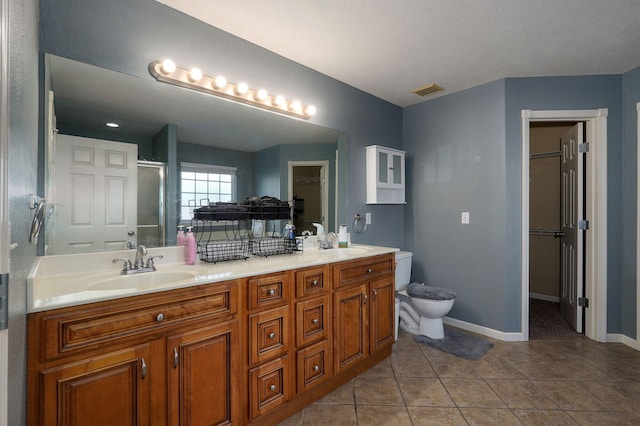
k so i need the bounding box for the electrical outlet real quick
[461,212,470,224]
[365,212,371,225]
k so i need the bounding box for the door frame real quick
[636,102,640,350]
[521,109,608,342]
[287,160,329,231]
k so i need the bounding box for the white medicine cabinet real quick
[365,145,406,204]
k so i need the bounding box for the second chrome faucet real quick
[113,245,163,275]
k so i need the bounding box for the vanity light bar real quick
[149,60,317,120]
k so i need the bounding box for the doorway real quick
[288,161,329,234]
[529,122,583,339]
[521,109,608,343]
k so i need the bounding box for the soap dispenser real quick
[177,225,185,246]
[184,226,196,265]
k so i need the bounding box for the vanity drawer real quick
[295,296,329,347]
[249,355,290,420]
[295,265,329,298]
[296,339,330,394]
[249,306,289,366]
[333,254,394,288]
[247,272,291,311]
[36,281,238,362]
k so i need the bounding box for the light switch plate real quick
[461,212,470,224]
[365,213,371,225]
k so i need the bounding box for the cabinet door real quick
[370,277,396,352]
[40,343,154,426]
[333,284,369,374]
[168,320,240,426]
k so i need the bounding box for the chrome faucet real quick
[113,245,163,275]
[318,232,337,250]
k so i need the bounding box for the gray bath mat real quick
[415,326,494,360]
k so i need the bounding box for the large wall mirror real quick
[41,54,346,255]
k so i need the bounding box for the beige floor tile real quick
[531,380,610,411]
[441,378,506,408]
[459,408,523,425]
[397,377,455,407]
[567,410,640,425]
[390,354,436,377]
[582,381,640,412]
[355,405,412,426]
[393,332,425,357]
[512,409,578,425]
[277,408,304,426]
[314,380,354,404]
[486,378,559,409]
[407,407,467,426]
[359,358,394,377]
[474,357,525,379]
[429,356,483,378]
[353,376,404,405]
[302,404,356,425]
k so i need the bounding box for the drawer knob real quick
[156,313,165,322]
[313,365,320,372]
[312,318,319,325]
[268,332,276,339]
[311,280,319,286]
[267,289,276,296]
[367,268,372,273]
[269,384,277,392]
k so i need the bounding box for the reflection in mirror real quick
[42,54,345,255]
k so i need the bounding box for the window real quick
[180,162,237,221]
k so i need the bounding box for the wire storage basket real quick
[198,240,250,263]
[250,237,296,257]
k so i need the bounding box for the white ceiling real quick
[156,0,640,107]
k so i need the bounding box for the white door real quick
[53,134,138,253]
[560,123,584,332]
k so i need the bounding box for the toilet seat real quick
[407,282,456,301]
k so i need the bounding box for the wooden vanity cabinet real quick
[333,254,395,374]
[27,280,240,426]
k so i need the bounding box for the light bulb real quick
[255,89,268,101]
[305,105,317,116]
[274,95,287,108]
[290,100,302,112]
[213,76,227,89]
[161,59,176,74]
[188,68,202,82]
[235,82,248,95]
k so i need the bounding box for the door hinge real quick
[0,273,8,330]
[579,143,589,153]
[578,220,589,230]
[578,297,589,308]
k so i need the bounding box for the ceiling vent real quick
[413,83,444,97]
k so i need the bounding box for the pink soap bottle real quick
[184,226,196,265]
[177,225,185,246]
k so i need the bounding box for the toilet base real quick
[419,316,445,339]
[398,319,420,335]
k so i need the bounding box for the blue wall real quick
[39,0,404,247]
[403,80,509,330]
[622,65,640,338]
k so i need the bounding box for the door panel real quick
[53,134,137,253]
[560,123,584,332]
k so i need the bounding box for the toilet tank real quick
[395,251,413,290]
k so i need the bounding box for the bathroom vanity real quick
[26,245,397,425]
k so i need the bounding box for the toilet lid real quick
[407,283,456,301]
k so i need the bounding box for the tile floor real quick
[278,328,640,425]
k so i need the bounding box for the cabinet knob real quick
[311,280,319,286]
[313,365,320,372]
[267,289,276,296]
[312,318,319,325]
[268,332,276,339]
[141,357,148,379]
[156,313,164,322]
[269,384,277,392]
[367,268,372,273]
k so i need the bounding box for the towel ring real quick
[352,214,367,234]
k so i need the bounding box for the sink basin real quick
[87,271,198,291]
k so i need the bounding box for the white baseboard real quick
[529,293,560,303]
[606,333,639,350]
[444,317,526,342]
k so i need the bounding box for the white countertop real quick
[27,244,398,313]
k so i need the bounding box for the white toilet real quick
[395,251,456,339]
